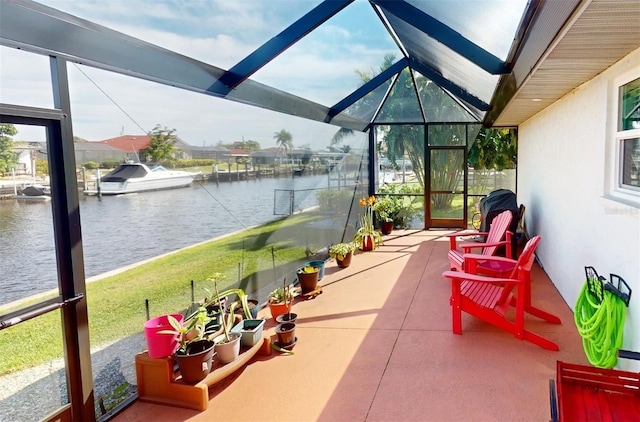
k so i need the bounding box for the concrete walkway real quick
[114,230,588,422]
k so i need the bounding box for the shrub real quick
[172,159,217,168]
[35,158,48,175]
[372,195,398,222]
[377,184,422,228]
[316,188,354,213]
[100,160,122,169]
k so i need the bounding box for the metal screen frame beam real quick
[214,0,354,92]
[327,58,408,122]
[49,55,95,422]
[408,58,489,111]
[0,1,370,133]
[372,0,509,75]
[0,95,94,422]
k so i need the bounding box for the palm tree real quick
[273,129,293,167]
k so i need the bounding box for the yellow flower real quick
[359,196,377,207]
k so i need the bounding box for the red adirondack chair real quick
[446,209,513,274]
[442,235,562,351]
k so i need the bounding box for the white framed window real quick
[618,78,640,192]
[607,69,640,206]
[620,137,639,191]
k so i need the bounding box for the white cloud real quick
[3,0,395,149]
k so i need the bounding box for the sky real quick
[0,0,399,150]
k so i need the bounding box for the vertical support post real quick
[424,125,430,229]
[96,168,101,199]
[49,56,95,422]
[368,127,375,197]
[290,190,294,215]
[11,166,17,195]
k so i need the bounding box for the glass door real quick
[426,125,468,228]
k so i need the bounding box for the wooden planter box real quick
[135,337,269,411]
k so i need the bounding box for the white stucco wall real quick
[518,47,640,371]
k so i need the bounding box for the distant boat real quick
[14,185,51,201]
[84,162,199,196]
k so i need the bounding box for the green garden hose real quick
[574,281,627,368]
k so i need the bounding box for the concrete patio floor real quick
[114,230,589,422]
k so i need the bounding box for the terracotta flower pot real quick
[336,252,352,268]
[297,267,319,293]
[268,298,292,320]
[275,322,296,347]
[276,312,298,325]
[381,221,394,235]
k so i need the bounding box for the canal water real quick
[0,174,335,306]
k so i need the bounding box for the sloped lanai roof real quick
[0,0,639,130]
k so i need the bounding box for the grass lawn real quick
[0,212,332,375]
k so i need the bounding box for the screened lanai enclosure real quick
[0,0,588,420]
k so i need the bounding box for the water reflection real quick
[0,174,334,305]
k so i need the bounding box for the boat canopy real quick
[102,164,148,182]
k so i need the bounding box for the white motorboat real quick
[84,162,198,195]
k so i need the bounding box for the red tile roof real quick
[228,149,250,156]
[95,135,150,152]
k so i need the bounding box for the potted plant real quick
[211,276,242,364]
[268,285,293,320]
[372,195,397,235]
[329,242,357,268]
[231,318,266,347]
[144,313,184,359]
[227,298,260,319]
[159,306,216,384]
[275,311,297,324]
[199,273,255,321]
[305,259,326,280]
[377,184,421,228]
[352,195,383,251]
[296,265,320,293]
[274,321,297,349]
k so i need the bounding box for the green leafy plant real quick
[372,195,398,223]
[160,273,249,351]
[377,185,422,228]
[352,196,383,249]
[316,188,353,213]
[328,242,357,261]
[200,273,253,320]
[203,273,249,344]
[268,286,293,304]
[212,274,234,343]
[159,306,212,355]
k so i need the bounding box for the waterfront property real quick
[0,1,638,421]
